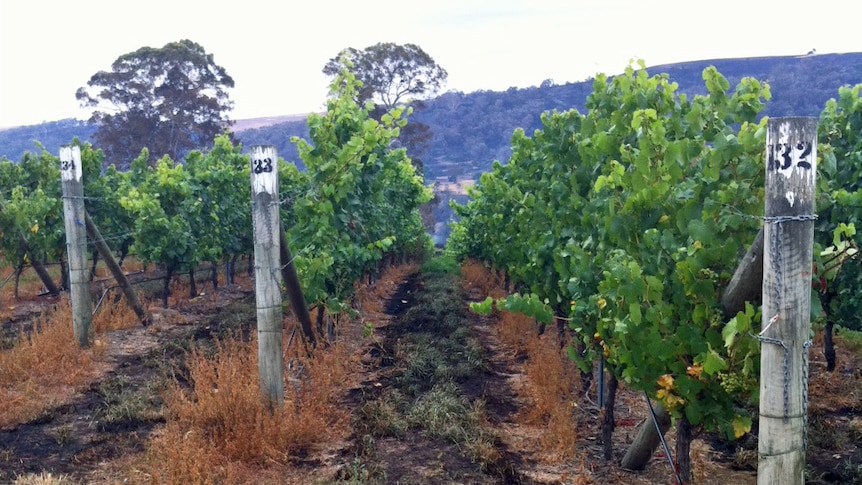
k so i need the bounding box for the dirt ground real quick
[0,264,860,484]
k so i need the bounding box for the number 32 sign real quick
[767,141,813,171]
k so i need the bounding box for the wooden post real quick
[721,226,765,317]
[279,220,316,352]
[83,212,152,326]
[758,117,817,485]
[621,401,671,470]
[250,145,284,410]
[59,145,92,347]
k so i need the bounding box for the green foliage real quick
[0,146,64,269]
[450,62,770,439]
[421,254,459,274]
[289,59,432,305]
[816,85,862,333]
[184,134,252,263]
[120,152,204,275]
[117,135,252,297]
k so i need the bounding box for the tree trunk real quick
[211,261,219,290]
[225,254,237,286]
[578,342,593,394]
[601,373,619,461]
[162,268,173,308]
[188,268,197,299]
[621,402,672,470]
[90,249,100,281]
[676,414,693,484]
[14,262,23,300]
[316,306,329,347]
[247,254,254,276]
[59,259,70,291]
[824,320,836,372]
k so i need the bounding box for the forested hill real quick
[2,52,862,183]
[410,52,862,181]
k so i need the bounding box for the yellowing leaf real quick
[30,223,39,233]
[732,415,752,439]
[686,364,704,379]
[657,374,675,390]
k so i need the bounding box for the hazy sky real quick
[2,0,861,128]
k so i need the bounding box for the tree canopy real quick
[76,39,235,167]
[322,42,447,110]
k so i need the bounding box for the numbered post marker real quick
[250,145,277,195]
[766,119,816,178]
[59,145,83,182]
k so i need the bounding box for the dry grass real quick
[93,294,150,333]
[11,472,76,484]
[520,330,580,461]
[459,260,581,462]
[142,328,352,484]
[497,310,536,356]
[460,259,508,299]
[0,297,100,429]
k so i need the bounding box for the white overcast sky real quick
[2,0,861,128]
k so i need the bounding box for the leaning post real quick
[250,145,284,410]
[59,145,93,347]
[757,117,817,485]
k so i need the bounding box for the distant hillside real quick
[2,52,861,243]
[232,113,311,132]
[235,53,862,184]
[0,119,97,161]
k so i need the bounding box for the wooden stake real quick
[250,145,284,410]
[721,226,765,317]
[83,212,152,326]
[59,145,92,347]
[279,220,316,352]
[758,117,817,485]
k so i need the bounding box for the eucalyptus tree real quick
[77,39,234,167]
[323,42,447,175]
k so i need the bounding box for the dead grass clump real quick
[0,297,98,429]
[120,257,145,274]
[167,276,194,307]
[497,310,536,356]
[146,333,349,484]
[460,259,508,299]
[12,472,76,484]
[520,330,580,460]
[93,295,147,333]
